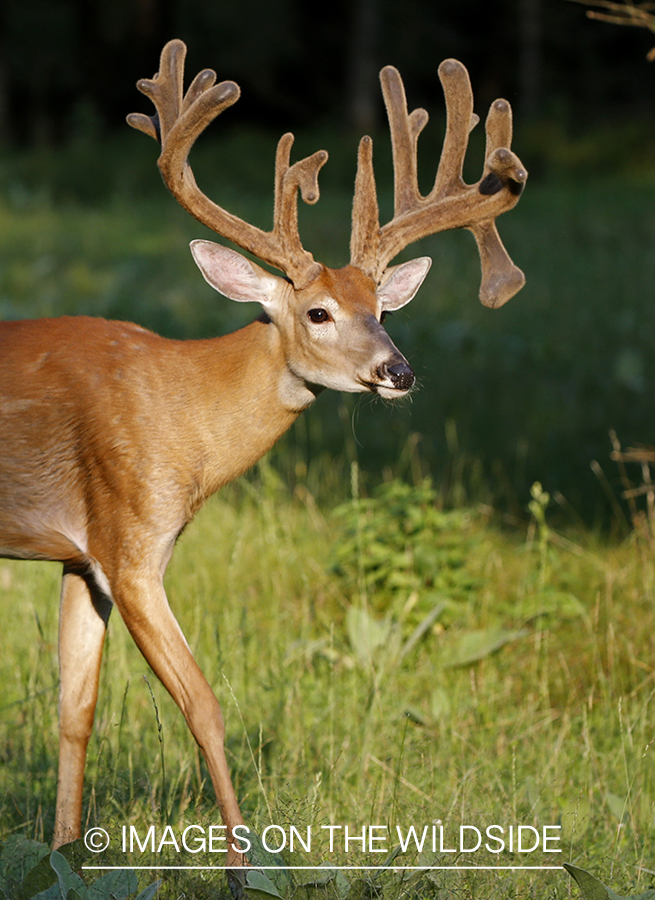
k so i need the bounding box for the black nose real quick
[382,361,415,391]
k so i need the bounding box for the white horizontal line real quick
[82,865,565,871]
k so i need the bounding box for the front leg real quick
[110,567,247,870]
[55,568,112,847]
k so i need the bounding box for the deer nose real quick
[379,360,415,391]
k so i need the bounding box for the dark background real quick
[1,0,654,147]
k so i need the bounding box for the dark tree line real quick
[1,0,654,146]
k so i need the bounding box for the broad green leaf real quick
[430,686,452,720]
[518,590,586,620]
[244,832,291,895]
[565,864,613,900]
[399,600,447,662]
[30,882,64,900]
[1,837,54,900]
[87,867,138,899]
[295,866,350,900]
[0,835,50,884]
[26,842,91,900]
[49,850,87,900]
[243,869,284,898]
[346,606,393,669]
[441,628,528,668]
[605,792,628,823]
[565,863,655,900]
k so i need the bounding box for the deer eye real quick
[308,308,330,324]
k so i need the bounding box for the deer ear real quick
[190,240,285,308]
[376,257,432,310]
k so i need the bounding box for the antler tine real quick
[350,67,429,272]
[127,39,204,143]
[432,60,477,197]
[272,133,327,281]
[470,221,525,308]
[350,136,381,269]
[470,96,526,307]
[350,60,528,306]
[380,66,430,216]
[128,40,326,288]
[484,96,512,161]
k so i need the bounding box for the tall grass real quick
[0,465,654,898]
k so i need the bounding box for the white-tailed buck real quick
[0,39,526,880]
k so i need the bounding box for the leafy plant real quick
[0,837,160,900]
[331,476,482,626]
[565,863,655,900]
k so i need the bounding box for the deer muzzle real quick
[377,359,415,392]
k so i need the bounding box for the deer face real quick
[190,241,430,400]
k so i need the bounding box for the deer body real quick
[0,251,425,857]
[0,318,291,563]
[0,259,419,568]
[0,40,527,883]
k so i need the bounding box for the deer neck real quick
[189,317,316,496]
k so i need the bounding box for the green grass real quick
[0,466,654,898]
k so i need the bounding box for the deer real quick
[0,39,526,883]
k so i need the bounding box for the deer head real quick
[127,40,527,399]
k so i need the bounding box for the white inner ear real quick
[190,240,284,307]
[377,257,432,310]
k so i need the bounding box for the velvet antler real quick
[127,39,326,288]
[350,61,528,308]
[128,42,527,305]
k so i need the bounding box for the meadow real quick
[1,127,655,898]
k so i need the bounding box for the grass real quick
[0,463,654,898]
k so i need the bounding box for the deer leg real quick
[111,570,247,869]
[54,568,112,847]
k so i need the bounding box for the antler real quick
[128,42,526,305]
[350,61,528,308]
[127,39,326,288]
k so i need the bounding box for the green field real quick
[1,474,654,898]
[1,135,655,898]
